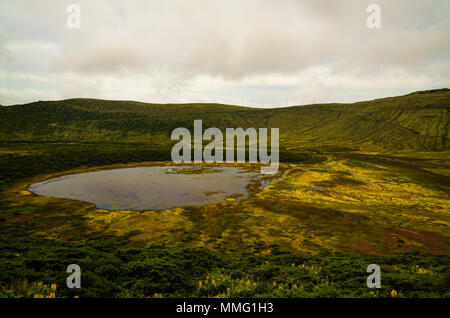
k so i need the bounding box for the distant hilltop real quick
[1,89,449,151]
[407,88,449,95]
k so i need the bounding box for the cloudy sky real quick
[0,0,449,107]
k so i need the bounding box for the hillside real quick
[1,89,449,151]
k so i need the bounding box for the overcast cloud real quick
[0,0,449,107]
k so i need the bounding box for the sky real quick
[0,0,449,107]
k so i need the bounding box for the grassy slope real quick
[1,89,449,151]
[0,90,450,298]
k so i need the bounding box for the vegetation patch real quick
[0,90,449,297]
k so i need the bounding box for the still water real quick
[29,166,260,211]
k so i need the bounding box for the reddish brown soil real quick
[345,240,383,255]
[383,229,450,254]
[6,215,34,223]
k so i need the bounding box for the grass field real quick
[0,89,449,298]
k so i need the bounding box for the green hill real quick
[1,88,449,151]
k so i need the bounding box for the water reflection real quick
[29,166,261,211]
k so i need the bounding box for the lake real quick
[29,166,262,211]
